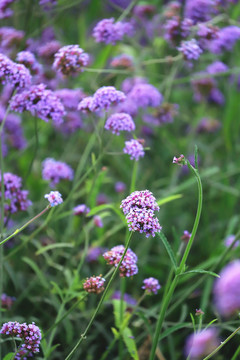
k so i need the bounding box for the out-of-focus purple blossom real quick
[133,4,156,19]
[184,0,216,24]
[208,26,240,54]
[214,260,240,317]
[54,111,83,134]
[77,96,94,113]
[86,247,106,262]
[37,40,61,61]
[195,308,204,316]
[192,76,224,105]
[115,98,138,117]
[44,191,63,207]
[185,328,219,359]
[93,215,103,228]
[83,275,105,294]
[121,76,148,94]
[206,61,228,74]
[105,112,135,135]
[39,0,57,10]
[164,16,193,46]
[178,39,203,62]
[110,54,134,68]
[92,18,134,45]
[145,103,179,125]
[0,0,15,19]
[91,86,126,112]
[0,321,42,358]
[0,27,24,50]
[55,88,85,110]
[126,208,162,237]
[197,24,219,41]
[103,245,138,277]
[181,230,192,242]
[97,193,109,205]
[108,0,131,10]
[224,234,239,248]
[0,173,32,215]
[10,84,66,124]
[1,293,15,309]
[123,139,145,161]
[53,45,90,76]
[115,181,126,193]
[0,53,32,89]
[128,84,163,108]
[16,51,41,75]
[197,117,221,133]
[208,87,225,105]
[164,1,181,18]
[142,277,161,294]
[173,154,186,165]
[73,204,90,216]
[42,158,74,187]
[121,190,159,215]
[111,290,137,306]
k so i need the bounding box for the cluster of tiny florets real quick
[10,84,66,124]
[83,275,105,294]
[142,277,161,294]
[123,139,145,161]
[164,16,193,46]
[44,191,63,207]
[178,39,203,62]
[1,293,15,309]
[73,204,90,216]
[105,112,135,135]
[0,0,15,19]
[92,18,134,45]
[42,158,74,187]
[0,53,32,88]
[110,54,134,68]
[128,84,163,108]
[173,154,186,166]
[0,172,32,215]
[53,45,90,76]
[16,50,41,74]
[103,245,138,277]
[120,190,161,237]
[0,321,41,358]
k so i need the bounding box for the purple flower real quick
[197,118,221,133]
[121,76,147,94]
[0,173,31,215]
[181,230,192,242]
[192,76,224,105]
[178,39,203,62]
[92,18,134,45]
[103,245,138,277]
[93,215,103,228]
[173,154,186,165]
[77,96,94,113]
[54,111,83,134]
[0,0,15,19]
[1,293,15,309]
[123,139,145,161]
[39,0,57,10]
[115,181,126,193]
[73,204,90,216]
[0,27,24,49]
[128,84,163,108]
[0,321,41,357]
[37,40,61,60]
[91,86,126,112]
[209,26,240,54]
[126,208,162,237]
[110,54,134,68]
[16,51,41,75]
[0,53,31,89]
[44,191,63,207]
[142,277,161,294]
[105,112,135,135]
[86,247,106,262]
[55,88,85,110]
[53,45,90,76]
[164,16,193,46]
[197,24,219,43]
[184,0,216,24]
[224,234,239,248]
[185,328,219,359]
[111,290,137,306]
[214,260,240,317]
[206,61,228,74]
[83,275,105,294]
[10,84,66,124]
[120,190,159,215]
[42,158,74,187]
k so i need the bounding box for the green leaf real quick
[3,353,15,360]
[181,269,220,278]
[111,327,119,339]
[35,242,74,255]
[50,281,64,301]
[122,327,139,360]
[159,323,191,341]
[157,232,177,270]
[113,299,127,329]
[22,257,49,289]
[157,194,182,206]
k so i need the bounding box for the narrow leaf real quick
[122,327,139,360]
[182,269,220,278]
[3,353,15,360]
[157,232,177,270]
[36,243,74,255]
[22,257,49,288]
[157,194,182,206]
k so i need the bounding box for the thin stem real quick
[203,326,240,360]
[0,206,50,247]
[130,161,138,193]
[231,344,240,360]
[143,54,182,66]
[65,232,133,360]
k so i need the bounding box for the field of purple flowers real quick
[1,0,240,359]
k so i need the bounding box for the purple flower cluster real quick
[185,328,219,359]
[10,84,65,124]
[181,230,192,242]
[178,39,203,62]
[105,112,135,135]
[0,0,15,19]
[0,27,24,50]
[83,275,105,294]
[173,154,186,165]
[214,260,240,317]
[1,293,15,309]
[86,247,106,262]
[154,103,179,124]
[128,84,163,108]
[192,76,224,106]
[164,16,193,46]
[206,61,228,74]
[208,26,240,54]
[73,204,90,216]
[44,191,63,207]
[42,158,74,187]
[111,290,137,306]
[110,54,134,68]
[93,215,103,228]
[184,0,216,24]
[53,45,90,76]
[103,245,138,277]
[37,39,61,60]
[16,51,41,75]
[0,173,32,215]
[224,234,239,248]
[197,118,221,133]
[0,53,31,88]
[55,88,85,110]
[121,190,161,237]
[0,321,41,358]
[39,0,57,10]
[123,139,145,161]
[142,277,161,294]
[115,181,126,193]
[92,18,134,45]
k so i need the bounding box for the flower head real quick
[93,215,103,228]
[73,204,90,216]
[209,26,240,54]
[164,16,193,46]
[224,234,239,248]
[0,0,15,19]
[53,45,90,76]
[103,245,138,277]
[0,53,31,89]
[44,191,63,207]
[142,277,161,294]
[77,96,94,113]
[83,275,105,294]
[111,291,137,306]
[91,86,126,112]
[110,54,134,68]
[16,51,41,74]
[185,328,219,359]
[173,154,186,166]
[105,112,135,135]
[115,181,126,193]
[181,230,192,242]
[178,39,203,62]
[42,158,74,187]
[128,84,163,108]
[1,293,15,309]
[123,139,145,161]
[120,190,159,215]
[86,247,106,262]
[93,18,134,45]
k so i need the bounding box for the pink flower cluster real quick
[42,158,74,187]
[93,18,134,45]
[103,245,138,277]
[53,45,90,76]
[83,275,105,294]
[105,112,135,135]
[142,277,161,294]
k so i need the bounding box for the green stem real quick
[203,326,240,360]
[231,344,240,360]
[149,158,203,360]
[65,232,133,360]
[130,161,138,193]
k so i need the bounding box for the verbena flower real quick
[121,76,148,94]
[214,260,240,317]
[37,40,61,60]
[110,54,133,68]
[206,61,228,74]
[0,0,15,19]
[185,328,219,359]
[86,247,107,262]
[128,84,163,108]
[54,111,83,134]
[115,181,126,193]
[55,88,85,110]
[103,245,138,277]
[111,290,137,306]
[39,0,57,10]
[181,230,192,242]
[16,51,41,75]
[10,84,65,124]
[93,215,103,228]
[53,45,90,76]
[120,190,159,215]
[44,191,63,207]
[0,173,32,215]
[142,277,161,294]
[1,293,15,309]
[83,275,105,294]
[224,234,239,248]
[178,39,203,62]
[73,204,90,216]
[105,112,135,135]
[208,26,240,54]
[0,53,31,88]
[0,321,41,358]
[92,18,134,45]
[123,139,145,161]
[197,118,221,133]
[0,27,24,49]
[77,96,94,113]
[91,86,126,112]
[184,0,216,24]
[164,16,193,46]
[42,158,74,187]
[173,154,186,165]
